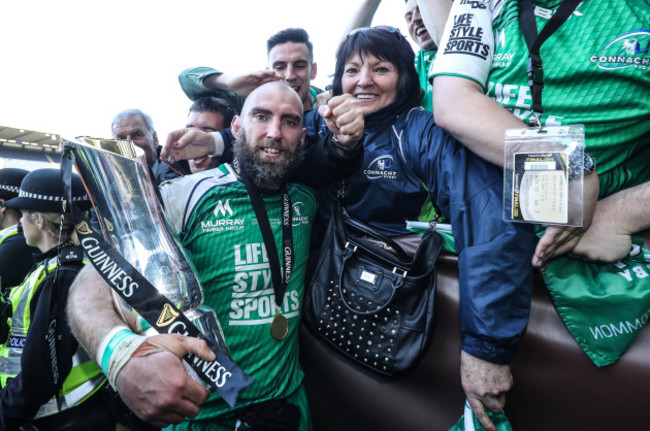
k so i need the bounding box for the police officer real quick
[0,168,38,294]
[0,168,114,431]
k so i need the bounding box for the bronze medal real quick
[271,313,289,341]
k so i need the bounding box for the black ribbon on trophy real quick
[61,138,253,407]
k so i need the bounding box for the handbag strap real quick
[344,216,410,262]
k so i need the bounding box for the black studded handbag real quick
[304,201,444,376]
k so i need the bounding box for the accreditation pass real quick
[511,152,568,224]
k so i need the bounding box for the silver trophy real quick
[64,136,229,355]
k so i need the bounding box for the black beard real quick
[233,129,303,189]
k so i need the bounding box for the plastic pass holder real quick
[503,124,585,227]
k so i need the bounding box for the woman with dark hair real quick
[305,27,536,430]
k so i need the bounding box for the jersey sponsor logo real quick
[496,29,506,51]
[214,199,233,218]
[291,201,310,226]
[443,13,490,60]
[589,30,650,71]
[459,0,486,9]
[534,4,584,19]
[230,242,300,326]
[487,81,565,126]
[8,335,26,349]
[492,51,516,68]
[201,218,245,232]
[202,199,244,233]
[364,155,397,180]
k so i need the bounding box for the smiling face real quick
[268,42,317,109]
[341,52,399,115]
[231,82,306,189]
[405,0,435,51]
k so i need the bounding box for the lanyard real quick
[519,0,583,127]
[239,169,293,329]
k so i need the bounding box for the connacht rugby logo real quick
[590,30,650,70]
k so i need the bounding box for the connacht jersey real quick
[160,164,317,421]
[415,48,437,112]
[432,0,650,197]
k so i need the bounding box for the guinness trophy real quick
[63,136,231,376]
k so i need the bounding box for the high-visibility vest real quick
[0,253,106,419]
[0,224,18,245]
[0,224,18,292]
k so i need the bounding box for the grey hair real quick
[111,109,155,133]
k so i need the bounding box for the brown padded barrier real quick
[300,253,650,430]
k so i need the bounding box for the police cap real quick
[0,168,30,201]
[4,168,91,213]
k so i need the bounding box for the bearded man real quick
[67,81,364,430]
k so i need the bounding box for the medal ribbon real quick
[239,169,293,321]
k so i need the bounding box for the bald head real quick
[231,81,306,189]
[240,81,304,123]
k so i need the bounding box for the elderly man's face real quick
[112,116,158,167]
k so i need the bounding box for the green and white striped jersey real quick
[160,164,317,422]
[432,0,650,196]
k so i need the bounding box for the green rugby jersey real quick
[415,48,437,112]
[432,0,650,196]
[160,164,317,423]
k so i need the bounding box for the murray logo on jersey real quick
[590,31,650,71]
[201,199,245,233]
[229,242,300,326]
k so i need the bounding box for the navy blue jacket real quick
[306,100,536,364]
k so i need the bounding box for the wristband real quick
[208,132,225,158]
[136,315,152,333]
[96,326,147,388]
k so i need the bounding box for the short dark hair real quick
[189,97,236,126]
[267,28,314,62]
[332,27,421,108]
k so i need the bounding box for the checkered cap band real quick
[0,184,20,194]
[17,189,90,203]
